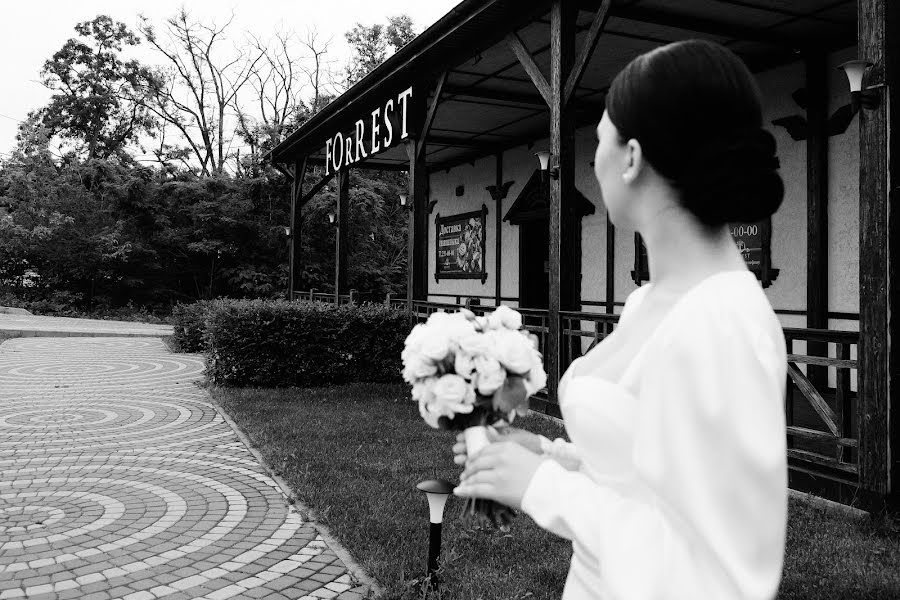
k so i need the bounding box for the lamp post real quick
[416,479,455,591]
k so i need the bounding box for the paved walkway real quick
[0,314,173,338]
[0,337,371,600]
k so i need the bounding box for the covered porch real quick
[271,0,898,511]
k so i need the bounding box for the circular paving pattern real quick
[0,337,367,600]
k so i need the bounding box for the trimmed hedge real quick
[171,300,213,353]
[203,299,411,387]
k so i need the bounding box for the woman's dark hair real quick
[605,39,783,227]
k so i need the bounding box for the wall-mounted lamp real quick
[283,226,291,237]
[327,211,337,226]
[399,192,437,213]
[534,151,559,179]
[838,60,880,112]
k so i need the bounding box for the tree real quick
[39,15,156,160]
[344,15,417,87]
[139,9,263,175]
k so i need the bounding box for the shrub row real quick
[171,300,213,352]
[173,298,411,387]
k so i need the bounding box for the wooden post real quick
[406,140,429,304]
[350,289,358,305]
[606,211,615,314]
[805,51,829,390]
[385,292,393,307]
[335,169,350,301]
[547,0,577,405]
[858,0,899,500]
[495,153,503,307]
[289,158,307,300]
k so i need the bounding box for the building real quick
[269,0,898,511]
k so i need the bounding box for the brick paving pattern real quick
[0,314,173,338]
[0,337,370,600]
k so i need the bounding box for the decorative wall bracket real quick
[771,87,856,141]
[485,180,515,201]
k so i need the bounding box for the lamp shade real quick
[327,212,336,224]
[416,479,455,524]
[283,226,291,236]
[399,192,408,206]
[534,151,551,171]
[838,60,872,93]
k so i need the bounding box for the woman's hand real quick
[452,426,542,466]
[453,440,544,510]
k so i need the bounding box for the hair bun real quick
[675,128,784,227]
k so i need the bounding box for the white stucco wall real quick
[426,47,861,341]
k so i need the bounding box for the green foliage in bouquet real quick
[203,298,412,387]
[170,300,214,352]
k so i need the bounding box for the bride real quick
[453,39,788,600]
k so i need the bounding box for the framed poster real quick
[435,205,488,283]
[631,217,779,287]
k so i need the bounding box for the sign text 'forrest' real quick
[324,87,414,174]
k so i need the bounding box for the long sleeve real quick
[537,435,582,470]
[521,292,788,600]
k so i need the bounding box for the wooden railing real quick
[305,296,861,489]
[782,327,859,486]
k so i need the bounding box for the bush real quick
[204,299,411,387]
[170,300,213,352]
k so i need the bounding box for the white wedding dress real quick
[520,270,788,600]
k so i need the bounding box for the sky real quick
[0,0,462,157]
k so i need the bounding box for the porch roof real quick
[269,0,856,173]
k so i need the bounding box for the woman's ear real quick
[622,138,644,184]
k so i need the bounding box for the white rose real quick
[524,364,548,395]
[418,398,444,429]
[411,376,438,401]
[491,305,523,330]
[402,352,437,383]
[458,332,494,357]
[473,355,505,396]
[454,351,476,380]
[432,373,475,413]
[492,330,535,375]
[419,333,452,362]
[404,323,430,350]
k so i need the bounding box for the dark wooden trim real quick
[806,50,829,390]
[606,211,615,314]
[858,0,895,496]
[289,157,308,299]
[546,0,578,405]
[418,72,447,163]
[406,140,429,302]
[492,154,505,305]
[505,31,552,107]
[300,169,336,205]
[335,168,350,299]
[563,0,612,107]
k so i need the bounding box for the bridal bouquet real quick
[401,305,547,526]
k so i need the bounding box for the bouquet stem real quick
[460,424,515,528]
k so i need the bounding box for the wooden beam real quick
[858,0,898,497]
[418,71,447,163]
[805,51,829,390]
[563,0,612,108]
[505,32,552,107]
[289,156,308,300]
[300,170,336,205]
[547,0,577,406]
[335,168,350,299]
[606,210,614,315]
[406,140,429,303]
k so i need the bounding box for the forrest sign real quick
[324,86,415,174]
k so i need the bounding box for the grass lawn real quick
[211,383,900,600]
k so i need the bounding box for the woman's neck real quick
[640,204,746,293]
